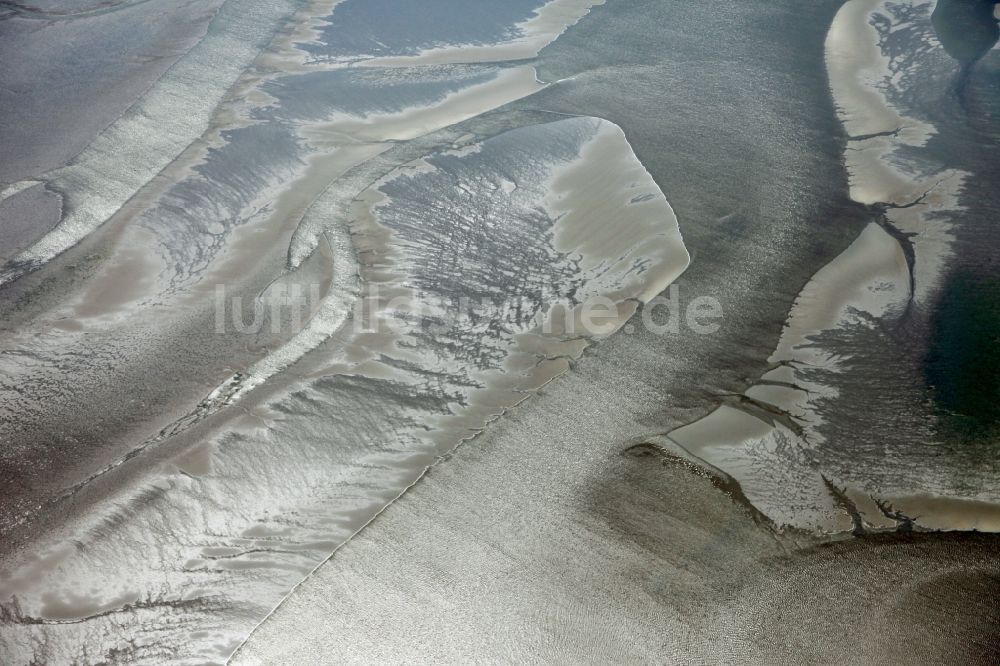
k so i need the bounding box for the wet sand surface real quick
[233,441,1000,664]
[234,0,1000,661]
[1,0,999,663]
[0,0,227,184]
[1,0,698,660]
[0,184,62,261]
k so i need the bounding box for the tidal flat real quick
[0,0,998,663]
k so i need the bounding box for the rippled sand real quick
[1,0,998,662]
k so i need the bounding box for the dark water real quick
[923,1,1000,442]
[305,0,543,61]
[931,0,998,66]
[927,272,1000,440]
